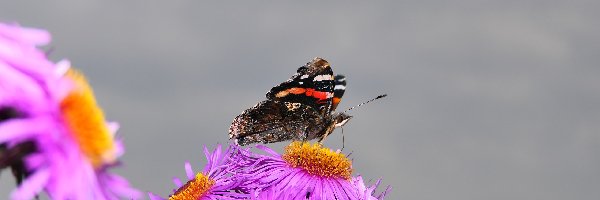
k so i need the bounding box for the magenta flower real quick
[0,22,140,200]
[149,144,248,200]
[238,141,390,200]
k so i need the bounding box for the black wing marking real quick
[331,74,346,111]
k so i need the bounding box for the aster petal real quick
[99,173,142,199]
[367,179,382,198]
[0,23,50,46]
[106,121,119,135]
[23,154,42,171]
[53,59,70,75]
[153,144,249,199]
[204,144,225,176]
[10,168,50,200]
[255,144,281,157]
[173,177,183,188]
[113,140,125,158]
[329,178,349,200]
[211,144,222,163]
[380,185,391,199]
[203,146,213,173]
[290,177,311,199]
[352,175,391,199]
[260,168,292,184]
[184,161,194,179]
[148,193,165,200]
[286,169,309,189]
[0,118,50,143]
[341,180,358,200]
[304,176,318,200]
[0,62,47,102]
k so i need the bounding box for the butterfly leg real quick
[317,133,328,144]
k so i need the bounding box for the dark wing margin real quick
[332,74,346,111]
[228,100,325,146]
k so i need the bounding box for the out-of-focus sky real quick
[2,1,599,199]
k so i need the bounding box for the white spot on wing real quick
[314,75,333,81]
[334,85,346,90]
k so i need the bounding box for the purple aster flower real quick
[149,144,248,200]
[0,22,140,200]
[237,141,390,200]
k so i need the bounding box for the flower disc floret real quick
[169,173,215,200]
[60,69,117,168]
[282,141,352,180]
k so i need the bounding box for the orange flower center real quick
[59,69,116,168]
[169,173,215,200]
[282,141,352,180]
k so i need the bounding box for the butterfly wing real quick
[332,74,346,111]
[266,57,336,115]
[229,100,327,146]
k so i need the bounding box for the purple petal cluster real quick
[351,175,391,200]
[237,144,390,200]
[149,144,249,200]
[152,142,389,200]
[0,22,140,200]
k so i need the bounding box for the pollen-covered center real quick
[59,69,116,168]
[170,173,215,200]
[282,141,352,180]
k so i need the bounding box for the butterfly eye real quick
[0,107,22,122]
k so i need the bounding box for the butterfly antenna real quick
[342,94,387,113]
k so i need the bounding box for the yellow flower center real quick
[169,173,215,200]
[59,69,116,168]
[282,141,352,180]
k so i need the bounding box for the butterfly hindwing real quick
[229,100,327,146]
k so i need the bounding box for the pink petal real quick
[172,177,183,188]
[10,169,50,200]
[0,118,49,143]
[0,23,50,46]
[148,193,165,200]
[184,161,194,179]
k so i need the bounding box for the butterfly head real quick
[333,113,352,128]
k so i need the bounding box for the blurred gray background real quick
[2,1,599,199]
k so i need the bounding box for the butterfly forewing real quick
[332,75,346,111]
[266,57,336,115]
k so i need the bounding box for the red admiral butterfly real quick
[229,57,386,146]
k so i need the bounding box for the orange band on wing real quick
[332,97,341,106]
[278,87,331,102]
[311,90,329,100]
[288,87,307,95]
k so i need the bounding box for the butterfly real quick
[229,57,385,146]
